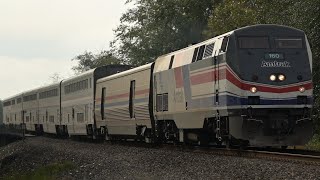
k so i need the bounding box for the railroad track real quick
[21,136,320,165]
[170,146,320,165]
[100,140,320,165]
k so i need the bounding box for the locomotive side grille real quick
[203,43,214,58]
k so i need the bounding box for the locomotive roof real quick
[157,24,304,59]
[234,24,304,34]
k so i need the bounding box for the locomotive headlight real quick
[299,86,305,93]
[270,74,276,81]
[278,74,286,81]
[250,86,257,93]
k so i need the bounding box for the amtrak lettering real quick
[261,60,291,68]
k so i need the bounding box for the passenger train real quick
[2,25,313,147]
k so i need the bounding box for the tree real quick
[49,73,64,83]
[112,0,216,66]
[72,50,123,74]
[204,0,296,37]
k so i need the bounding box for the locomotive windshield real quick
[238,37,269,49]
[275,38,303,48]
[238,37,303,49]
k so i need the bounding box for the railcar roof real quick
[97,63,152,83]
[2,93,23,101]
[61,68,96,84]
[37,82,61,91]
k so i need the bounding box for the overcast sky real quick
[0,0,129,99]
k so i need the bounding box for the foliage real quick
[72,50,123,74]
[306,134,320,151]
[3,161,75,180]
[111,0,215,66]
[204,0,258,37]
[49,73,64,83]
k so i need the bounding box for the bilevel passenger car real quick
[2,65,132,137]
[2,94,23,129]
[38,83,60,135]
[60,65,132,137]
[22,88,39,133]
[95,24,313,147]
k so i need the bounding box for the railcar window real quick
[129,80,136,118]
[77,113,84,122]
[11,100,15,105]
[65,79,89,94]
[49,115,54,123]
[203,43,215,58]
[238,37,269,49]
[40,89,58,99]
[17,98,22,104]
[275,38,302,48]
[101,87,106,120]
[3,101,11,107]
[23,93,37,102]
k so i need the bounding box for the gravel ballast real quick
[0,136,320,179]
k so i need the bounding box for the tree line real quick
[72,0,320,131]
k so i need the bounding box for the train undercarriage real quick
[152,107,313,148]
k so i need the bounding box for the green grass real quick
[305,134,320,151]
[3,161,75,180]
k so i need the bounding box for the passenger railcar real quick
[60,65,132,137]
[38,83,61,134]
[22,89,39,132]
[95,64,153,141]
[2,94,23,128]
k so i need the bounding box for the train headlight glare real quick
[270,74,276,81]
[278,74,286,81]
[299,86,305,93]
[250,86,257,93]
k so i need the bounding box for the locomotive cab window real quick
[275,38,302,49]
[238,37,269,49]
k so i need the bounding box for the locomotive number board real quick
[265,53,284,60]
